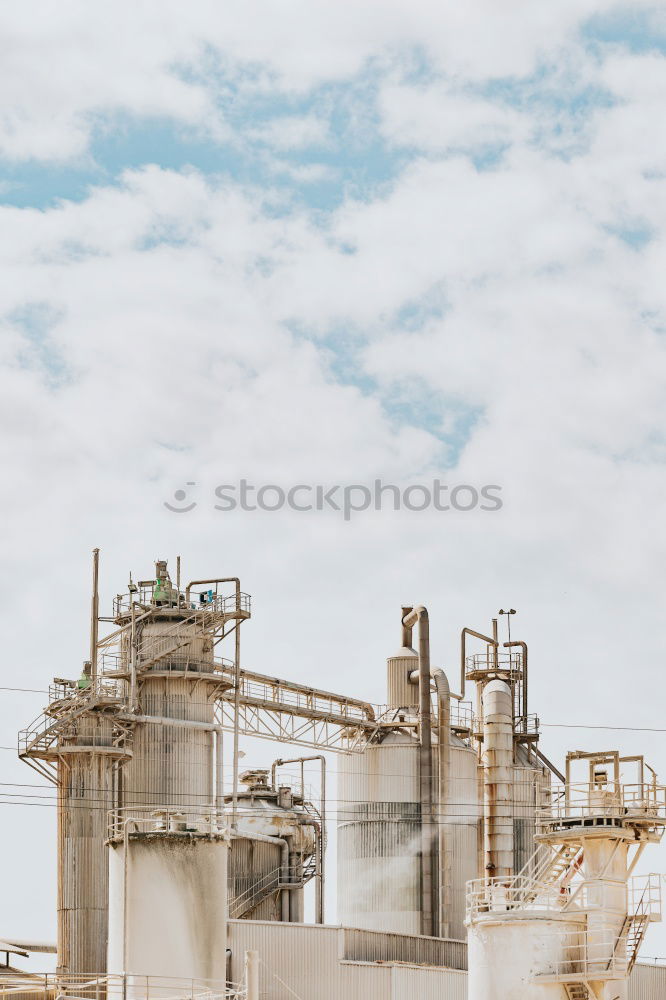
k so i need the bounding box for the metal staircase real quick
[564,984,592,1000]
[229,855,319,919]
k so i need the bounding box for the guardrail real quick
[0,974,245,1000]
[107,807,226,842]
[541,783,666,824]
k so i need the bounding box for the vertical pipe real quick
[215,729,224,815]
[402,606,435,937]
[244,950,259,1000]
[432,669,451,938]
[232,582,242,828]
[90,548,100,685]
[503,641,528,733]
[482,679,514,881]
[176,556,181,597]
[129,601,137,711]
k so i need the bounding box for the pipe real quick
[272,756,326,923]
[129,601,138,711]
[244,950,259,1000]
[90,548,100,685]
[215,728,224,814]
[432,668,451,939]
[482,679,514,881]
[401,606,435,937]
[504,640,528,733]
[460,626,498,696]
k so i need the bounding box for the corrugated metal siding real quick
[629,962,666,999]
[389,964,467,1000]
[228,922,341,1000]
[58,717,115,974]
[337,733,422,933]
[343,927,467,971]
[228,922,468,999]
[446,744,481,940]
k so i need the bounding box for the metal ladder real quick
[517,843,582,905]
[564,984,592,1000]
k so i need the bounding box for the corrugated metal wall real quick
[629,962,666,999]
[337,732,422,934]
[57,714,115,974]
[342,927,467,970]
[228,921,468,999]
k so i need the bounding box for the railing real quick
[0,974,245,1000]
[533,926,630,981]
[107,807,226,841]
[48,676,125,705]
[542,783,666,824]
[450,700,474,731]
[467,875,566,918]
[465,651,522,679]
[113,590,251,618]
[221,670,376,726]
[628,874,662,923]
[515,713,540,736]
[467,872,661,921]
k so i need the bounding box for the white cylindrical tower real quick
[482,679,514,881]
[338,728,422,933]
[107,818,230,981]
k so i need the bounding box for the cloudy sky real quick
[1,0,666,959]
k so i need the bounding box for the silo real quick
[121,611,221,821]
[337,728,422,934]
[107,815,230,981]
[445,736,482,941]
[56,711,128,975]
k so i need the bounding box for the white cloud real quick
[2,0,666,956]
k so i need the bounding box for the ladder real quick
[517,843,582,905]
[564,984,592,1000]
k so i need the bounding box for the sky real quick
[1,0,666,962]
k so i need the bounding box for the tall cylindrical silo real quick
[337,728,422,934]
[107,820,230,982]
[121,614,219,820]
[57,711,128,975]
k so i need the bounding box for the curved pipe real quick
[504,640,528,733]
[402,605,435,937]
[460,626,499,695]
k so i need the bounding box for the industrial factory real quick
[4,553,666,999]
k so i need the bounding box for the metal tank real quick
[56,710,128,974]
[338,623,482,939]
[338,727,422,934]
[227,770,319,923]
[107,812,230,982]
[121,595,222,821]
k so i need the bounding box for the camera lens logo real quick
[164,482,197,513]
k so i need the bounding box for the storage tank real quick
[107,814,230,982]
[467,914,585,999]
[56,710,128,974]
[338,728,422,934]
[121,609,221,821]
[227,770,318,923]
[338,638,482,939]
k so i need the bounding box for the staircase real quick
[564,984,591,1000]
[515,843,583,906]
[230,854,319,919]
